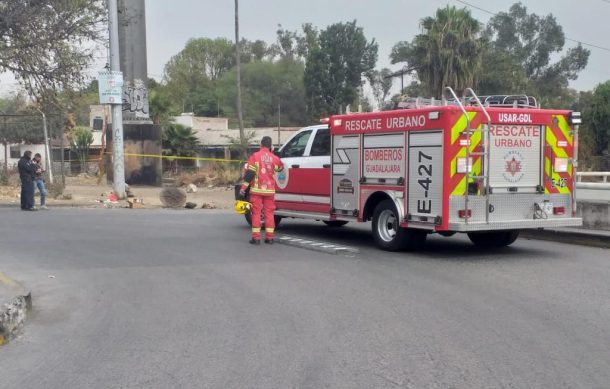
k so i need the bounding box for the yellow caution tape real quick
[102,152,244,164]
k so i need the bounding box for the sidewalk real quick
[0,272,31,346]
[521,227,610,249]
[0,183,235,210]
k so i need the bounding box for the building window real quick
[9,146,20,159]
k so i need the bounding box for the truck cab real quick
[273,124,332,216]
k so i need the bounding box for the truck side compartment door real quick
[331,135,360,216]
[407,131,444,226]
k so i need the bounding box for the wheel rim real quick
[377,209,398,242]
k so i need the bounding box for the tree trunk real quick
[234,0,245,159]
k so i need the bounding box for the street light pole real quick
[36,108,54,184]
[108,0,126,198]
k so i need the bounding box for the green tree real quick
[162,123,200,171]
[217,59,308,127]
[0,0,105,98]
[305,20,378,118]
[273,23,319,61]
[162,124,200,157]
[391,6,484,97]
[148,80,174,126]
[588,81,610,155]
[163,37,237,115]
[366,68,393,109]
[480,3,590,106]
[69,126,94,174]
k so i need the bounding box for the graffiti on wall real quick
[122,78,150,120]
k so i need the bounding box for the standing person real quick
[17,150,37,211]
[239,136,284,244]
[32,153,48,210]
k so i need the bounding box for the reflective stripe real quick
[450,112,481,196]
[251,188,275,194]
[252,227,261,232]
[265,228,274,233]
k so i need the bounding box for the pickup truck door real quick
[276,126,331,213]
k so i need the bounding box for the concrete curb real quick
[0,272,32,346]
[0,294,32,345]
[521,228,610,249]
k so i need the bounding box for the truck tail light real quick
[458,209,472,219]
[553,206,565,215]
[570,112,582,125]
[554,158,569,173]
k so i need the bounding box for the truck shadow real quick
[277,221,554,262]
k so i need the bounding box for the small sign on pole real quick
[98,70,124,105]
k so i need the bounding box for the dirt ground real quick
[0,176,236,210]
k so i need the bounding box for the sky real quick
[143,0,610,93]
[2,0,609,97]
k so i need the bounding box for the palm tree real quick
[162,124,200,172]
[393,6,484,97]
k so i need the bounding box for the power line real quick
[454,0,610,52]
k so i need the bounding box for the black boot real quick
[264,238,274,245]
[249,238,261,245]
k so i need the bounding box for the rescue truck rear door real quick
[488,115,543,193]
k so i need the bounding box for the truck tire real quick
[372,199,426,251]
[244,212,282,229]
[467,230,520,248]
[323,220,348,227]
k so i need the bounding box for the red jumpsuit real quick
[241,147,284,241]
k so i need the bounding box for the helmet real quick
[234,200,251,214]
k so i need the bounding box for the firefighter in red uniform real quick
[239,136,284,245]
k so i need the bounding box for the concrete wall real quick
[577,201,610,231]
[0,144,47,168]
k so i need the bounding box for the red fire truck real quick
[240,88,582,251]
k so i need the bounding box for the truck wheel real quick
[467,230,520,248]
[244,212,282,229]
[323,220,348,227]
[372,200,426,251]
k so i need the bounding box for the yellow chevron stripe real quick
[555,115,572,145]
[545,128,568,158]
[451,158,481,195]
[451,112,477,144]
[545,127,572,194]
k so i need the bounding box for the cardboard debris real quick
[127,198,144,209]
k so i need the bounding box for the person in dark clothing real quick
[17,150,38,211]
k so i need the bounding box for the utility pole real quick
[108,0,126,198]
[36,108,53,184]
[277,98,281,146]
[234,0,245,157]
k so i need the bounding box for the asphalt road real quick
[0,208,609,389]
